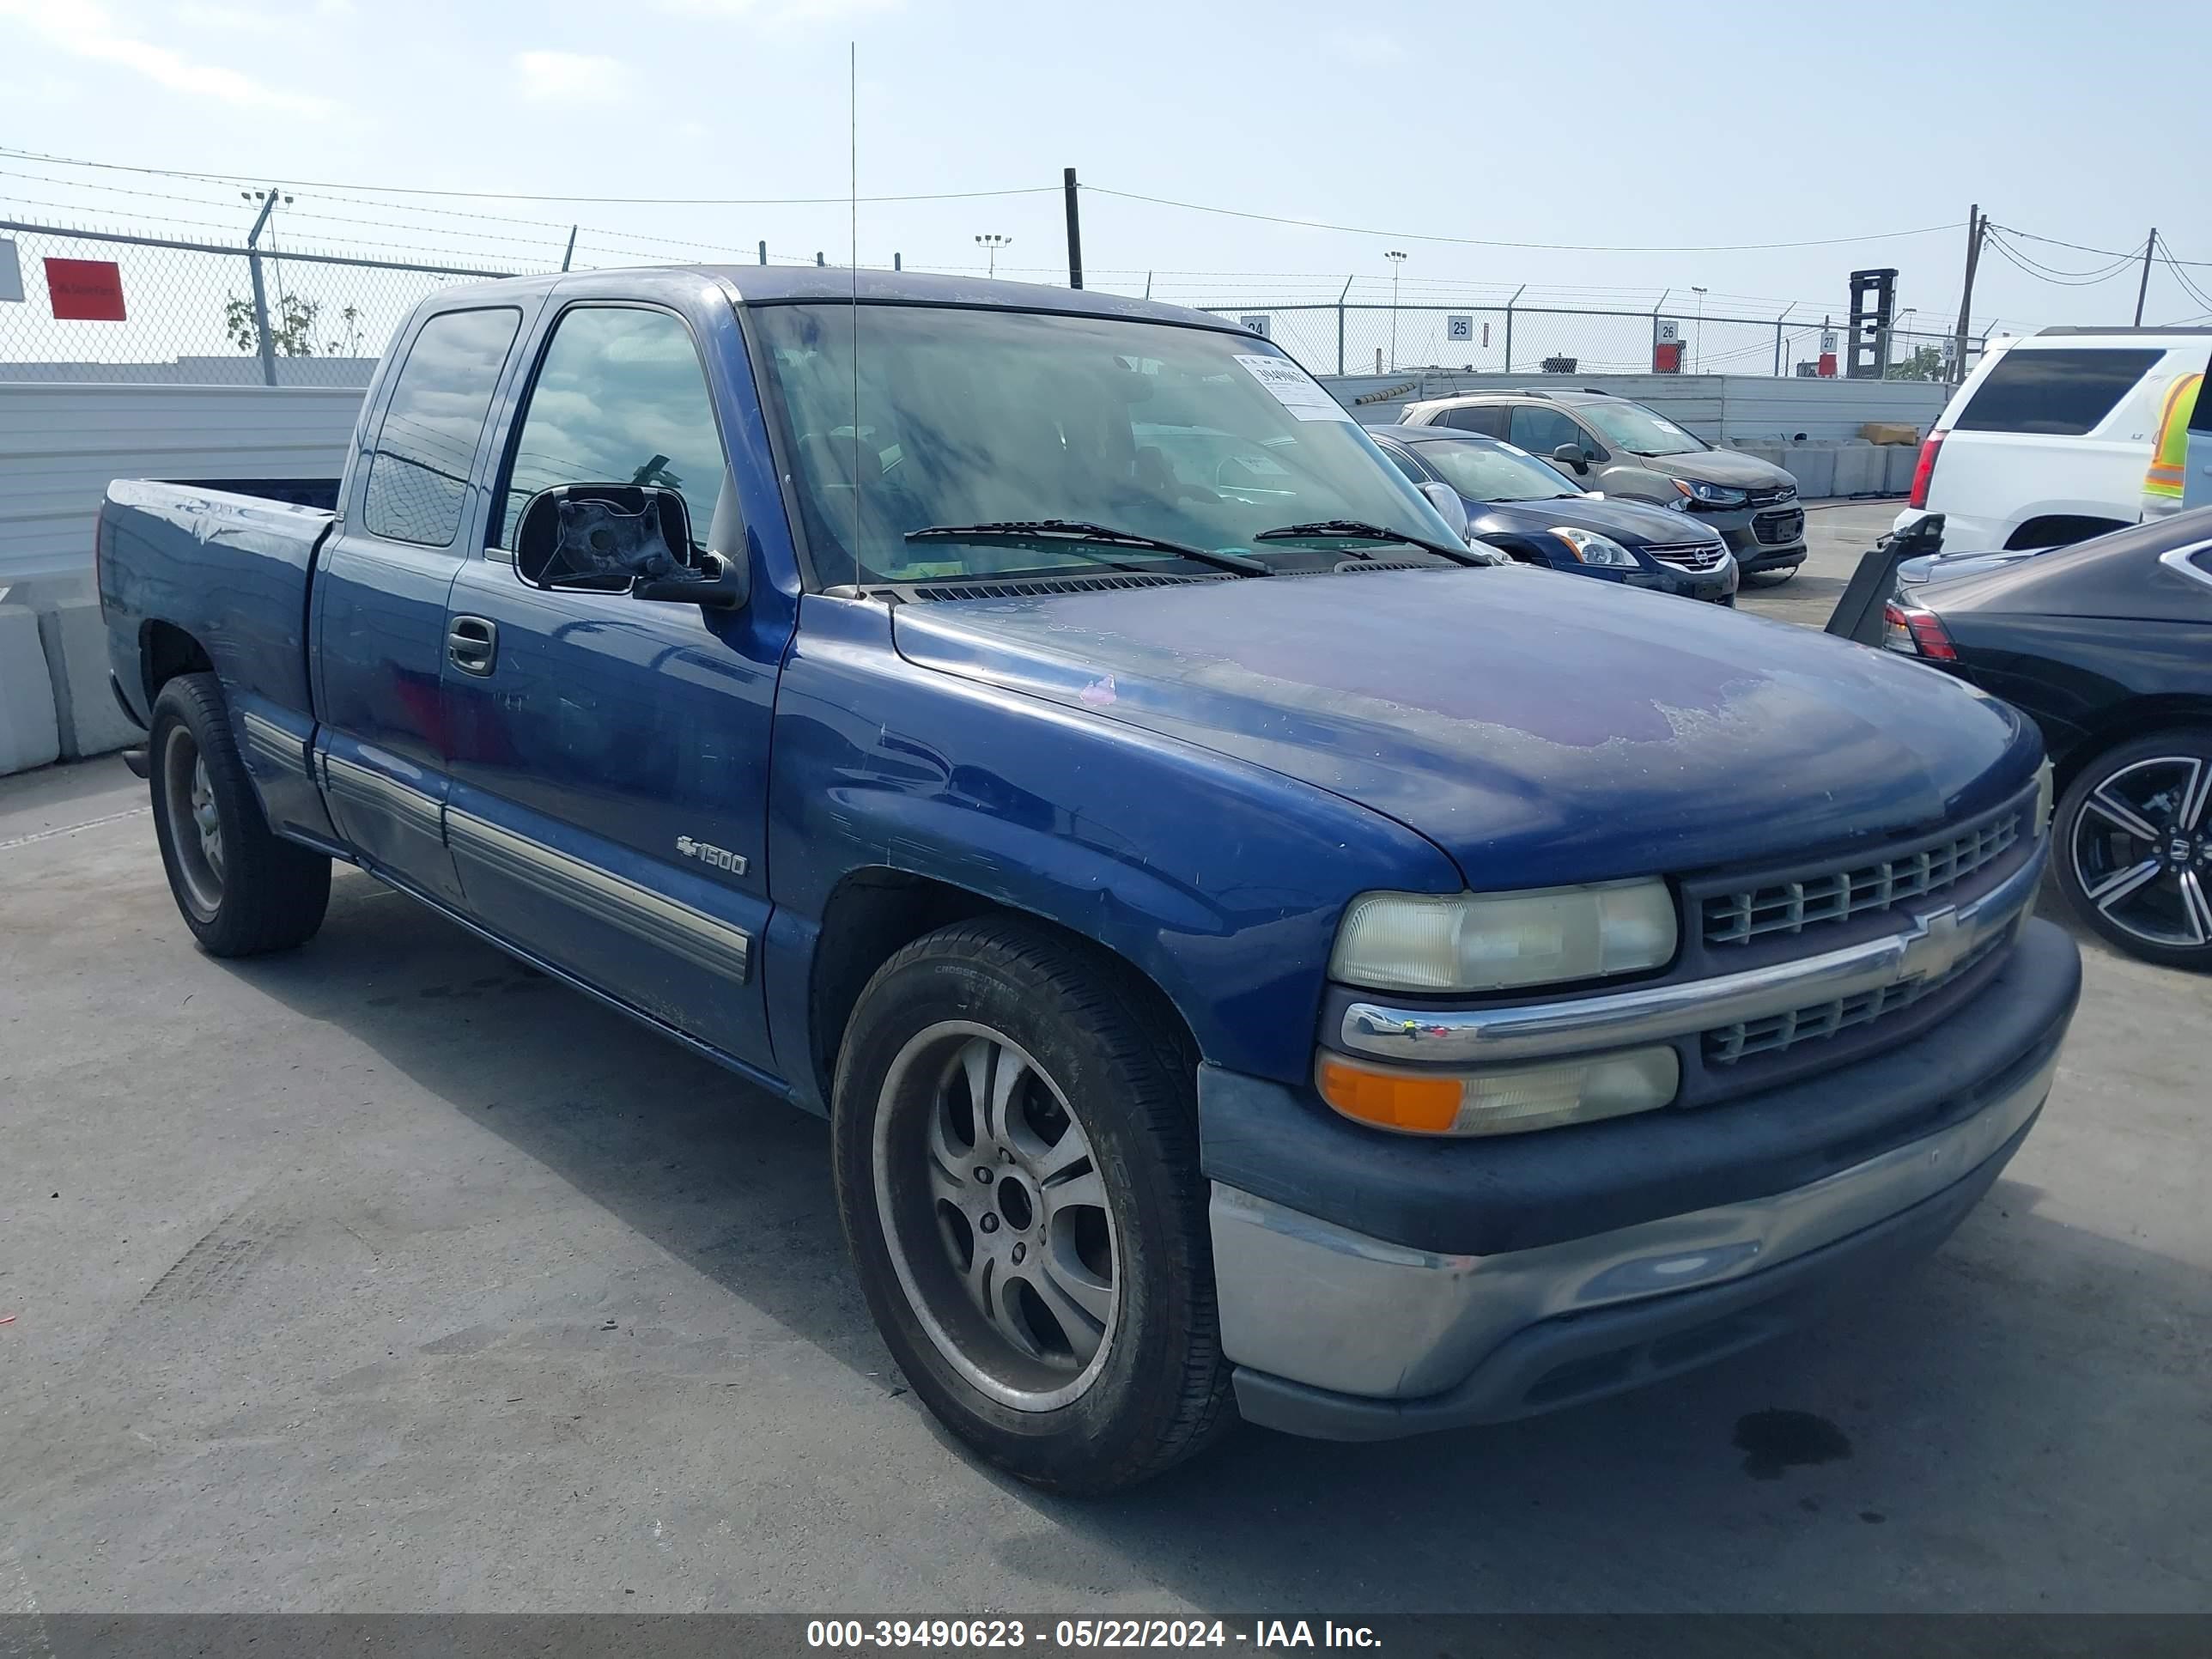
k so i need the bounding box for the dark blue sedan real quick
[1369,425,1738,604]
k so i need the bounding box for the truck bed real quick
[99,477,338,740]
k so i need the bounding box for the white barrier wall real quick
[1322,370,1953,447]
[0,381,362,590]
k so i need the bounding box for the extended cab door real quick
[312,304,528,907]
[439,285,792,1067]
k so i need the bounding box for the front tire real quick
[2052,727,2212,971]
[148,673,331,957]
[831,918,1232,1492]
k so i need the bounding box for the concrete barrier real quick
[1884,443,1920,493]
[1783,442,1836,499]
[0,603,62,775]
[38,597,139,759]
[1830,442,1886,497]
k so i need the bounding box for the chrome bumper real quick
[1211,1043,2057,1411]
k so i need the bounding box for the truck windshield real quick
[750,303,1456,586]
[1577,401,1708,458]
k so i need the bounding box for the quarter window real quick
[1955,348,2163,436]
[361,307,522,547]
[497,307,726,550]
[1443,405,1507,436]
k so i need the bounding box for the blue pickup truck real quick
[98,268,2081,1492]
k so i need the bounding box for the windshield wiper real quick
[904,520,1268,576]
[1252,520,1491,568]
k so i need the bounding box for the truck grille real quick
[1752,509,1805,544]
[1644,541,1727,571]
[1704,931,2008,1064]
[1703,811,2023,946]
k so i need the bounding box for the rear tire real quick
[831,918,1233,1492]
[148,673,330,957]
[2051,726,2212,972]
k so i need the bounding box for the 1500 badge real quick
[676,836,747,875]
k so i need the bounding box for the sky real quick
[3,0,2209,366]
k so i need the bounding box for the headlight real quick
[2033,758,2054,838]
[1330,879,1678,994]
[1674,479,1748,507]
[1317,1046,1680,1136]
[1547,526,1639,568]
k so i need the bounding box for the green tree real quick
[1886,344,1945,381]
[222,291,324,357]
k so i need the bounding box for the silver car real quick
[1399,388,1808,581]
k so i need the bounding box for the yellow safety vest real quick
[2147,371,2202,499]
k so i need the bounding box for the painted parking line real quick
[0,805,151,854]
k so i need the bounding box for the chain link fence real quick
[1194,301,1978,384]
[1,217,1980,389]
[0,220,522,386]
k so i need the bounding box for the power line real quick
[1982,227,2144,283]
[1993,222,2212,269]
[0,146,1054,206]
[2155,243,2212,317]
[1982,229,2142,288]
[1082,185,1965,253]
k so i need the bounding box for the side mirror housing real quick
[1553,441,1591,473]
[1418,480,1471,540]
[514,482,745,609]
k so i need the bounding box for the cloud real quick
[514,49,636,104]
[0,0,331,114]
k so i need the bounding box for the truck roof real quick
[423,265,1244,332]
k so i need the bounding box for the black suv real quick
[1400,388,1808,581]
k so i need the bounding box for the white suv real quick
[1894,326,2212,551]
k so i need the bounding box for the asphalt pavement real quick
[2,501,2207,1613]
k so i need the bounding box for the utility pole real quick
[1385,250,1407,371]
[1951,204,1984,386]
[1692,285,1708,373]
[1063,167,1084,289]
[2135,228,2157,325]
[240,186,288,387]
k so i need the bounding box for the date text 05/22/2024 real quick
[805,1620,1381,1650]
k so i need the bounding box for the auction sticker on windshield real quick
[1236,354,1354,422]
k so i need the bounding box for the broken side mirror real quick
[514,483,744,608]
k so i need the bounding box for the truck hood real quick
[889,568,2037,889]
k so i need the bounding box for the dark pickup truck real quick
[98,268,2080,1492]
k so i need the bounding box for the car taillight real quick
[1883,600,1958,660]
[1907,429,1946,509]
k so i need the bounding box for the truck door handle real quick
[447,616,498,676]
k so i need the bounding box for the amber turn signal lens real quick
[1316,1053,1464,1133]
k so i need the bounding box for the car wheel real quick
[148,673,331,957]
[2052,728,2212,971]
[831,917,1233,1492]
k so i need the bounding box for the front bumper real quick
[1625,564,1737,605]
[1203,916,2080,1440]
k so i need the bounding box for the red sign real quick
[46,258,127,322]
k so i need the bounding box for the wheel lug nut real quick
[973,1165,994,1185]
[979,1213,1000,1235]
[1011,1243,1026,1264]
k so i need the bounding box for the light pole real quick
[974,233,1012,277]
[1385,249,1407,370]
[1691,285,1708,372]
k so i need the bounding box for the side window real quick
[1954,348,2163,435]
[1508,404,1586,456]
[496,307,726,550]
[362,307,522,548]
[1444,405,1506,437]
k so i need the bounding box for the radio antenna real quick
[849,40,861,592]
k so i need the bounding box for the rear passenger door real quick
[312,304,527,907]
[439,290,790,1068]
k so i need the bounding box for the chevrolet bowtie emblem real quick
[1899,902,1974,981]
